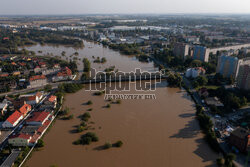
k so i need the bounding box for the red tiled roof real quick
[26,112,50,123]
[29,134,40,143]
[29,75,46,81]
[37,120,51,134]
[48,95,56,102]
[0,73,9,77]
[19,104,31,115]
[6,111,22,125]
[9,133,31,140]
[11,62,17,65]
[57,67,72,77]
[27,96,36,101]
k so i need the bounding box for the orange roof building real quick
[8,133,32,146]
[57,67,72,77]
[29,75,46,82]
[26,111,50,126]
[2,111,23,128]
[19,104,32,116]
[48,95,57,103]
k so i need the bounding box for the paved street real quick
[0,83,59,96]
[0,149,20,167]
[0,131,11,144]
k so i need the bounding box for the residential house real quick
[40,95,57,110]
[0,73,9,77]
[19,104,32,116]
[20,96,38,105]
[26,111,50,126]
[34,66,42,74]
[41,68,60,75]
[28,75,47,88]
[53,64,60,68]
[8,133,32,146]
[11,62,17,66]
[38,62,46,68]
[20,92,43,105]
[52,67,73,82]
[2,111,23,128]
[12,71,21,76]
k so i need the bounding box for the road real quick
[0,83,60,96]
[0,149,20,167]
[0,74,79,97]
[0,131,11,145]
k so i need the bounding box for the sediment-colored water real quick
[25,41,218,167]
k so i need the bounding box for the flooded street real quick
[25,40,218,167]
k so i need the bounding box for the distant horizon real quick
[1,0,250,15]
[1,13,250,17]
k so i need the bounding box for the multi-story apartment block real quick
[192,45,210,62]
[173,43,190,59]
[236,58,250,90]
[216,55,240,78]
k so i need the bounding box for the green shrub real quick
[36,139,44,148]
[80,132,99,145]
[73,139,81,145]
[113,140,123,147]
[106,104,111,108]
[103,142,112,149]
[87,100,93,105]
[81,112,91,122]
[77,126,85,133]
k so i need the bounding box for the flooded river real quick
[24,40,218,167]
[24,41,157,72]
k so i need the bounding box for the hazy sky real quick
[0,0,250,15]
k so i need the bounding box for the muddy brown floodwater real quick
[25,40,218,167]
